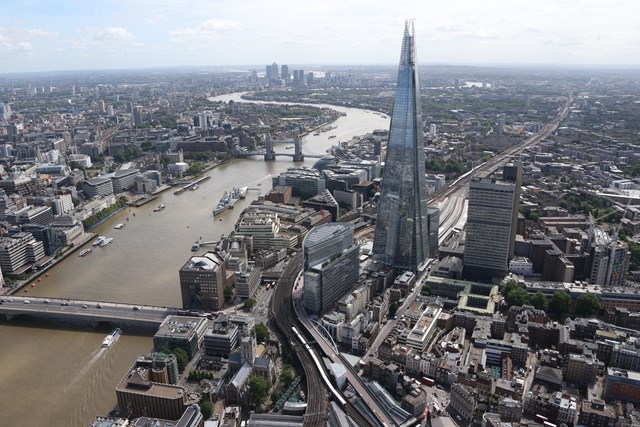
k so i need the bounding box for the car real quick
[0,299,5,302]
[24,300,31,304]
[96,304,102,309]
[82,304,88,308]
[61,301,69,306]
[44,299,50,304]
[132,306,140,311]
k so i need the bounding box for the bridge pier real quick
[293,135,304,162]
[264,135,276,161]
[5,313,14,321]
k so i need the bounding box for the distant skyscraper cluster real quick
[373,20,436,273]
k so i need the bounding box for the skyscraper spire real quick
[373,21,434,273]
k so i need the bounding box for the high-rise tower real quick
[373,21,432,273]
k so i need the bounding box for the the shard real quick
[373,20,432,272]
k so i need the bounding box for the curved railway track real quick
[272,253,374,427]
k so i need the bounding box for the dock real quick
[173,175,212,195]
[128,195,158,207]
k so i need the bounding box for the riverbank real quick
[4,232,97,296]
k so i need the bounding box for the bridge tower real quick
[264,134,275,161]
[293,135,304,162]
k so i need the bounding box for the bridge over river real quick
[0,296,179,328]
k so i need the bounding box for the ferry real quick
[99,237,113,247]
[114,223,125,230]
[78,248,92,257]
[102,328,122,347]
[153,204,166,212]
[93,236,106,246]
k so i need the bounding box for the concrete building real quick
[116,364,199,420]
[235,266,261,299]
[303,223,360,314]
[179,252,225,311]
[153,316,208,360]
[450,383,477,422]
[0,232,45,275]
[464,162,521,279]
[204,320,240,356]
[235,212,297,251]
[565,353,601,386]
[272,167,326,199]
[83,177,114,198]
[111,169,140,193]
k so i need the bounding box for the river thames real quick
[0,93,388,426]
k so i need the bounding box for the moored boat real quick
[99,237,113,247]
[79,248,92,257]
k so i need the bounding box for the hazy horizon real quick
[2,0,639,74]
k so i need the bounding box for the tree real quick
[529,292,549,311]
[505,287,529,307]
[255,322,269,343]
[388,303,399,318]
[200,400,213,419]
[421,284,431,296]
[549,291,571,317]
[279,365,295,388]
[576,293,601,317]
[244,298,257,311]
[501,279,518,297]
[223,285,234,303]
[248,375,270,409]
[162,348,188,371]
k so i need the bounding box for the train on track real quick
[291,326,347,407]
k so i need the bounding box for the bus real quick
[420,376,435,386]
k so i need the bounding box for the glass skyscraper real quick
[373,21,432,272]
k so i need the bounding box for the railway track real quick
[272,253,374,427]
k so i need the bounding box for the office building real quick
[153,316,208,360]
[578,399,616,427]
[179,252,225,311]
[604,367,640,403]
[303,223,360,314]
[373,21,434,273]
[463,166,520,279]
[83,177,114,198]
[272,167,326,199]
[204,320,240,356]
[116,364,200,420]
[111,169,140,193]
[0,232,45,274]
[235,266,261,299]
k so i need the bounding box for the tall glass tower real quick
[373,21,431,272]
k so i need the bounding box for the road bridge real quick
[0,296,178,328]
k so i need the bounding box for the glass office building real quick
[373,21,432,272]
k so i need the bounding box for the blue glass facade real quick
[373,21,432,272]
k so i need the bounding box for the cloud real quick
[0,28,42,56]
[93,27,133,41]
[168,18,243,44]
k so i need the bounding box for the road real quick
[0,295,175,326]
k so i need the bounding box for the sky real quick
[1,0,639,73]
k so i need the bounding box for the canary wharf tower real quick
[373,21,431,272]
